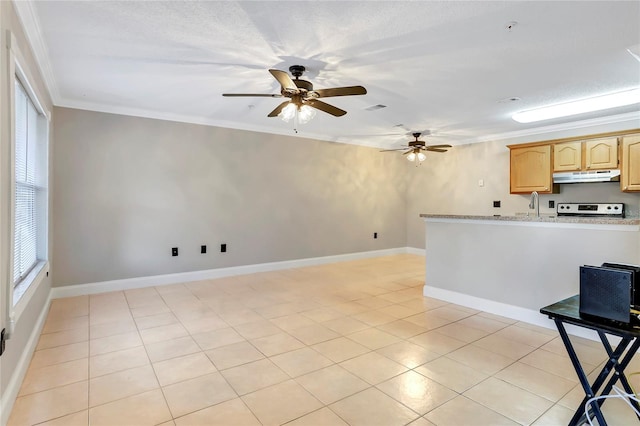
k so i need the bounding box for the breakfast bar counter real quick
[420,214,640,227]
[420,214,640,328]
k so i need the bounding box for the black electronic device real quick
[601,263,640,310]
[579,265,635,324]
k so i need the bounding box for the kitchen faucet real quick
[529,191,540,217]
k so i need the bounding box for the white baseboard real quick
[406,247,426,256]
[1,291,51,426]
[423,285,601,342]
[51,248,417,299]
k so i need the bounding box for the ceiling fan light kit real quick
[407,150,427,163]
[278,103,316,124]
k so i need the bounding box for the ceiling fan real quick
[222,65,367,121]
[381,132,452,162]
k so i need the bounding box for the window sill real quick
[12,261,49,323]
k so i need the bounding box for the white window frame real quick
[6,30,51,327]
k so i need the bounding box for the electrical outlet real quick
[201,245,206,254]
[549,200,555,208]
[374,232,378,239]
[172,247,178,257]
[493,201,501,208]
[221,243,227,253]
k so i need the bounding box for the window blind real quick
[13,79,45,286]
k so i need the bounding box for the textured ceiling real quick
[15,1,640,148]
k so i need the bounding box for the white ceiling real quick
[15,1,640,148]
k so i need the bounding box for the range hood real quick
[553,169,621,184]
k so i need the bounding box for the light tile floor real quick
[8,254,640,425]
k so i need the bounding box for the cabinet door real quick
[553,142,582,171]
[510,145,553,193]
[621,134,640,192]
[585,137,618,170]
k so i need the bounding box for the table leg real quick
[555,319,610,426]
[597,334,640,419]
[578,333,634,416]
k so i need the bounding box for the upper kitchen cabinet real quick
[509,144,556,194]
[553,138,618,171]
[510,129,638,194]
[621,133,640,192]
[584,137,618,170]
[553,141,581,171]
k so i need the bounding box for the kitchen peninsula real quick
[420,214,640,328]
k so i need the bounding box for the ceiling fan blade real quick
[222,93,283,97]
[269,69,297,91]
[426,144,452,149]
[267,101,291,117]
[402,149,414,155]
[311,86,367,98]
[379,148,408,152]
[425,148,449,153]
[306,100,347,117]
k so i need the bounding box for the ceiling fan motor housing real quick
[289,65,306,77]
[288,65,313,92]
[294,79,313,91]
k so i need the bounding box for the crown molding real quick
[55,97,386,148]
[55,97,640,149]
[54,97,640,150]
[11,0,59,103]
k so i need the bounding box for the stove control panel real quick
[557,203,625,217]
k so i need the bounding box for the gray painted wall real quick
[52,108,408,286]
[52,107,640,285]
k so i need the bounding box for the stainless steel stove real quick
[557,203,625,218]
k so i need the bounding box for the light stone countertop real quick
[419,213,640,226]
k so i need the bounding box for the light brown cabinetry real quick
[621,133,640,192]
[584,137,618,170]
[553,142,581,171]
[509,129,638,194]
[510,145,555,193]
[553,138,618,171]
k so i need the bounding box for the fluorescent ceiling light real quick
[512,88,640,123]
